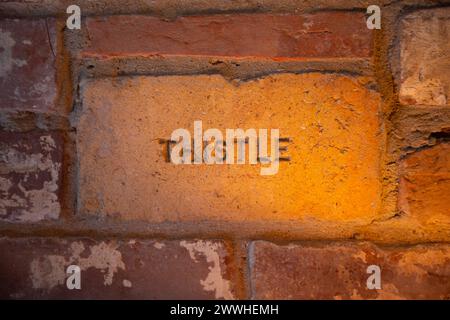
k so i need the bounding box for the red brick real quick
[398,143,450,224]
[0,238,236,299]
[399,8,450,106]
[83,13,372,59]
[0,18,57,112]
[250,241,450,299]
[0,131,63,222]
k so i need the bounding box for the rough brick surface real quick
[398,143,450,225]
[0,237,236,299]
[1,1,449,302]
[250,241,450,299]
[78,73,382,223]
[0,18,57,112]
[0,131,62,222]
[83,13,372,59]
[399,8,450,106]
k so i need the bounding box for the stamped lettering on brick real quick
[77,73,382,223]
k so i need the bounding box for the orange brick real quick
[399,143,450,224]
[78,73,382,223]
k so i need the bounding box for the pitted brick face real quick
[250,241,450,299]
[0,18,57,112]
[77,73,382,223]
[0,131,63,222]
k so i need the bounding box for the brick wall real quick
[0,0,449,299]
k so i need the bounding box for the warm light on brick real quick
[0,1,449,301]
[78,73,382,223]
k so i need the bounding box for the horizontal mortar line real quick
[0,221,449,246]
[78,55,372,68]
[0,6,375,19]
[1,1,447,19]
[79,54,373,62]
[80,69,374,83]
[78,63,374,81]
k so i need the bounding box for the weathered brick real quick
[399,8,450,106]
[0,18,57,113]
[0,131,62,222]
[0,237,236,299]
[398,143,450,224]
[250,241,450,299]
[83,13,372,59]
[78,73,382,223]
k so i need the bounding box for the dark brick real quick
[84,13,372,59]
[250,241,450,299]
[0,18,57,112]
[0,238,236,299]
[0,131,63,222]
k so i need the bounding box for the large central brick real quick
[78,73,382,222]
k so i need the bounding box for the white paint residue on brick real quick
[0,135,61,222]
[40,135,57,152]
[153,242,165,249]
[78,242,126,286]
[29,241,126,290]
[0,29,27,78]
[180,240,234,300]
[123,279,132,288]
[30,255,66,290]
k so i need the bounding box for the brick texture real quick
[0,18,57,112]
[0,131,63,222]
[77,73,382,223]
[398,143,450,224]
[83,13,372,59]
[399,8,450,106]
[0,237,236,299]
[250,241,450,299]
[0,1,449,301]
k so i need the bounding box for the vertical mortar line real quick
[369,2,405,225]
[247,240,256,300]
[64,15,92,224]
[56,17,77,222]
[239,239,253,300]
